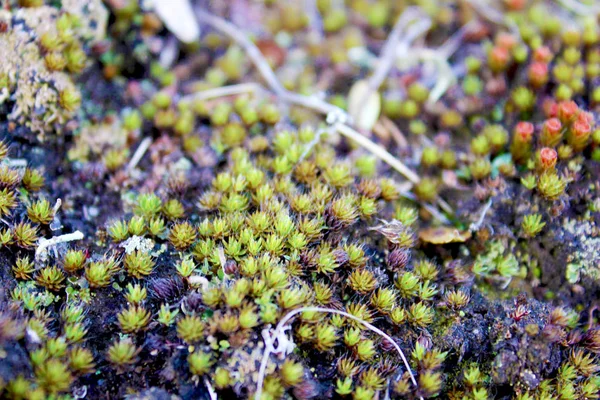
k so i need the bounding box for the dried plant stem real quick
[255,307,422,400]
[127,137,153,172]
[194,8,454,216]
[184,82,263,102]
[555,0,600,15]
[368,7,431,94]
[196,9,286,96]
[36,230,84,261]
[337,124,420,183]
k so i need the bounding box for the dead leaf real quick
[152,0,200,44]
[347,80,381,131]
[419,227,472,244]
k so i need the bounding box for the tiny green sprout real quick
[0,188,17,217]
[419,371,442,396]
[61,303,85,325]
[409,302,434,327]
[125,283,147,305]
[220,122,247,148]
[36,266,65,291]
[192,239,215,262]
[135,193,162,218]
[169,221,197,250]
[344,327,361,347]
[355,155,377,178]
[13,221,38,248]
[107,337,139,368]
[123,109,142,131]
[177,315,205,343]
[470,158,492,180]
[511,86,535,111]
[153,108,176,129]
[463,364,482,387]
[521,174,537,190]
[85,259,118,288]
[355,339,377,361]
[27,198,54,225]
[27,317,48,339]
[216,311,239,334]
[336,377,354,395]
[358,197,378,218]
[0,166,20,188]
[413,177,439,202]
[223,287,245,308]
[148,217,166,236]
[153,91,172,109]
[570,349,598,377]
[390,307,406,325]
[323,164,353,188]
[259,103,281,124]
[277,286,308,310]
[360,367,386,390]
[394,206,418,226]
[188,350,214,376]
[162,198,185,220]
[280,359,304,386]
[314,323,337,352]
[214,367,231,389]
[395,272,419,298]
[522,213,546,237]
[239,304,260,329]
[62,249,86,273]
[537,172,567,200]
[421,146,440,167]
[157,303,179,326]
[69,346,95,375]
[118,305,151,333]
[347,269,378,294]
[140,102,157,120]
[327,194,358,229]
[128,215,146,236]
[40,31,62,51]
[175,255,196,278]
[415,260,439,281]
[263,234,285,256]
[444,290,470,310]
[59,87,82,112]
[45,337,68,357]
[220,192,249,213]
[345,303,374,326]
[12,256,35,280]
[124,250,155,278]
[36,359,73,394]
[370,288,396,313]
[65,44,87,73]
[108,220,129,242]
[64,322,87,343]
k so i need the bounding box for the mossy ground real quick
[1,1,600,399]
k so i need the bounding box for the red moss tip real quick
[538,147,557,170]
[514,121,535,143]
[541,118,563,147]
[572,120,591,138]
[533,46,553,63]
[528,62,549,87]
[577,111,594,125]
[543,99,558,118]
[558,100,579,124]
[488,46,510,72]
[504,0,526,10]
[496,33,517,50]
